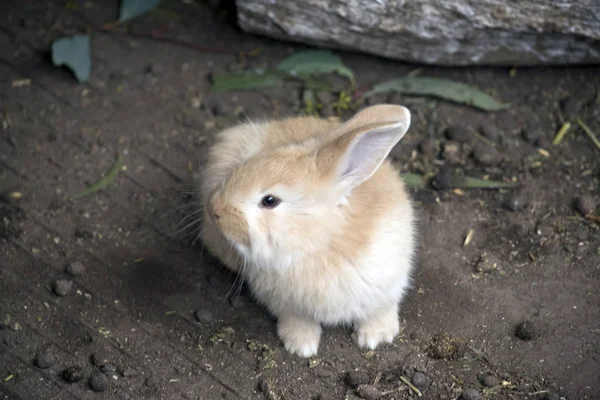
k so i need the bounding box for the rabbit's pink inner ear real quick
[335,121,409,190]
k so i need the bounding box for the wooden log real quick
[235,0,600,65]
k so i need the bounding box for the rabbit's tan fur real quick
[199,105,416,357]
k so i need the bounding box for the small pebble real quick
[89,372,109,392]
[429,333,461,360]
[66,261,85,276]
[356,384,381,400]
[101,363,118,375]
[515,321,539,340]
[144,376,157,388]
[62,365,85,383]
[34,351,57,369]
[91,350,110,367]
[211,103,230,116]
[522,129,540,144]
[0,314,11,329]
[460,388,482,400]
[473,145,502,166]
[207,274,226,288]
[194,308,214,324]
[441,142,461,163]
[561,96,583,117]
[446,124,472,143]
[574,195,596,216]
[122,368,136,378]
[314,367,334,378]
[411,372,429,388]
[345,371,370,388]
[229,294,250,309]
[432,166,455,190]
[21,17,36,28]
[144,63,161,76]
[53,279,72,296]
[419,138,438,157]
[257,377,270,393]
[476,253,501,273]
[480,125,501,142]
[481,374,499,387]
[504,193,527,212]
[539,392,560,400]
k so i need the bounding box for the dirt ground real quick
[1,1,599,399]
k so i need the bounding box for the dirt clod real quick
[145,376,157,388]
[432,166,455,190]
[446,124,472,143]
[0,314,10,330]
[561,96,584,117]
[53,279,72,296]
[91,350,110,367]
[356,384,381,400]
[480,374,499,387]
[460,388,482,400]
[66,261,85,276]
[473,145,503,166]
[89,372,109,392]
[207,274,227,288]
[411,371,429,388]
[442,142,462,163]
[504,193,527,212]
[574,195,596,216]
[258,377,270,393]
[229,294,250,309]
[538,392,560,400]
[515,321,539,340]
[194,308,214,324]
[419,138,439,157]
[62,365,85,383]
[101,363,118,375]
[480,125,501,142]
[476,253,500,273]
[34,351,57,369]
[345,371,370,388]
[428,333,464,360]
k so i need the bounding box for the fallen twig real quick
[399,375,423,397]
[584,214,600,222]
[577,119,600,151]
[552,121,570,145]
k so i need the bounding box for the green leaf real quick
[51,35,91,82]
[462,176,517,189]
[401,172,426,189]
[119,0,161,22]
[365,77,509,112]
[72,155,122,199]
[276,50,355,86]
[210,70,284,92]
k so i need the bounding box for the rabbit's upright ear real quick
[317,105,411,193]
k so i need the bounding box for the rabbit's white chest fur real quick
[244,204,415,325]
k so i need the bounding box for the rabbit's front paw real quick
[356,304,400,350]
[277,315,322,358]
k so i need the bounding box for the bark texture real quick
[236,0,600,65]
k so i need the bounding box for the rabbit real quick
[198,104,417,357]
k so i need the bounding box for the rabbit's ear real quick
[317,105,411,193]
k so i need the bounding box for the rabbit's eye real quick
[260,195,280,209]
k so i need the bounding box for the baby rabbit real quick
[199,104,416,357]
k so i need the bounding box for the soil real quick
[0,1,599,399]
